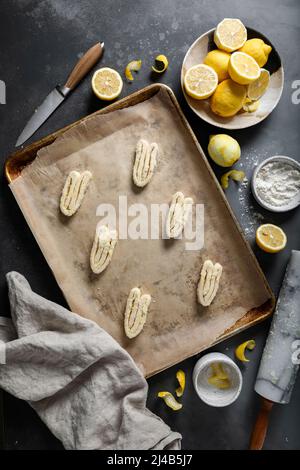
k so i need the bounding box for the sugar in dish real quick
[252,156,300,212]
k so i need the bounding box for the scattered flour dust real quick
[236,152,265,239]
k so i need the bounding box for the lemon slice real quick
[184,64,218,100]
[214,18,247,52]
[152,54,168,73]
[125,60,142,81]
[247,68,270,100]
[235,340,256,362]
[92,67,123,101]
[256,223,287,253]
[228,52,261,85]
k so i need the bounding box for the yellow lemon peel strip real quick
[208,362,231,389]
[175,370,186,397]
[243,98,260,113]
[221,170,245,189]
[125,60,142,81]
[152,54,169,73]
[210,363,228,380]
[208,376,231,389]
[235,339,256,362]
[158,391,182,411]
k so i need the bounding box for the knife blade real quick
[16,42,104,147]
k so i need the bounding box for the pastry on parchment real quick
[90,225,118,274]
[60,170,92,216]
[197,260,223,307]
[166,191,193,238]
[133,139,158,188]
[124,287,151,339]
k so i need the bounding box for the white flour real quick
[255,161,300,207]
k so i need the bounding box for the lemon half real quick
[92,67,123,101]
[256,224,287,253]
[184,64,218,100]
[214,18,247,52]
[228,52,261,85]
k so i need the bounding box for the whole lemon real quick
[210,79,247,117]
[239,38,272,67]
[208,134,241,167]
[204,50,231,82]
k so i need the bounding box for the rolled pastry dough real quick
[90,225,118,274]
[197,260,223,307]
[60,170,92,216]
[133,139,158,188]
[124,287,151,339]
[166,191,193,238]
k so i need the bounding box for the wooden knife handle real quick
[64,42,104,90]
[249,397,274,450]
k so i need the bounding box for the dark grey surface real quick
[0,0,299,450]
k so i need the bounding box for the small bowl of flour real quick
[252,156,300,212]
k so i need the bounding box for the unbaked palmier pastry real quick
[60,170,92,216]
[133,139,158,188]
[166,191,193,238]
[90,225,118,274]
[197,259,223,307]
[124,287,151,339]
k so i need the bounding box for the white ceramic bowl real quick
[181,27,284,129]
[251,156,300,212]
[193,352,242,407]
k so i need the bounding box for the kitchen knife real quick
[250,250,300,450]
[16,42,104,147]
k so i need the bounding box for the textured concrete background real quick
[0,0,299,450]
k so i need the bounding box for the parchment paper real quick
[10,87,271,376]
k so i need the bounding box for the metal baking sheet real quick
[5,84,274,377]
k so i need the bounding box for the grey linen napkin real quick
[0,272,181,450]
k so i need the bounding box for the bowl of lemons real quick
[181,19,284,129]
